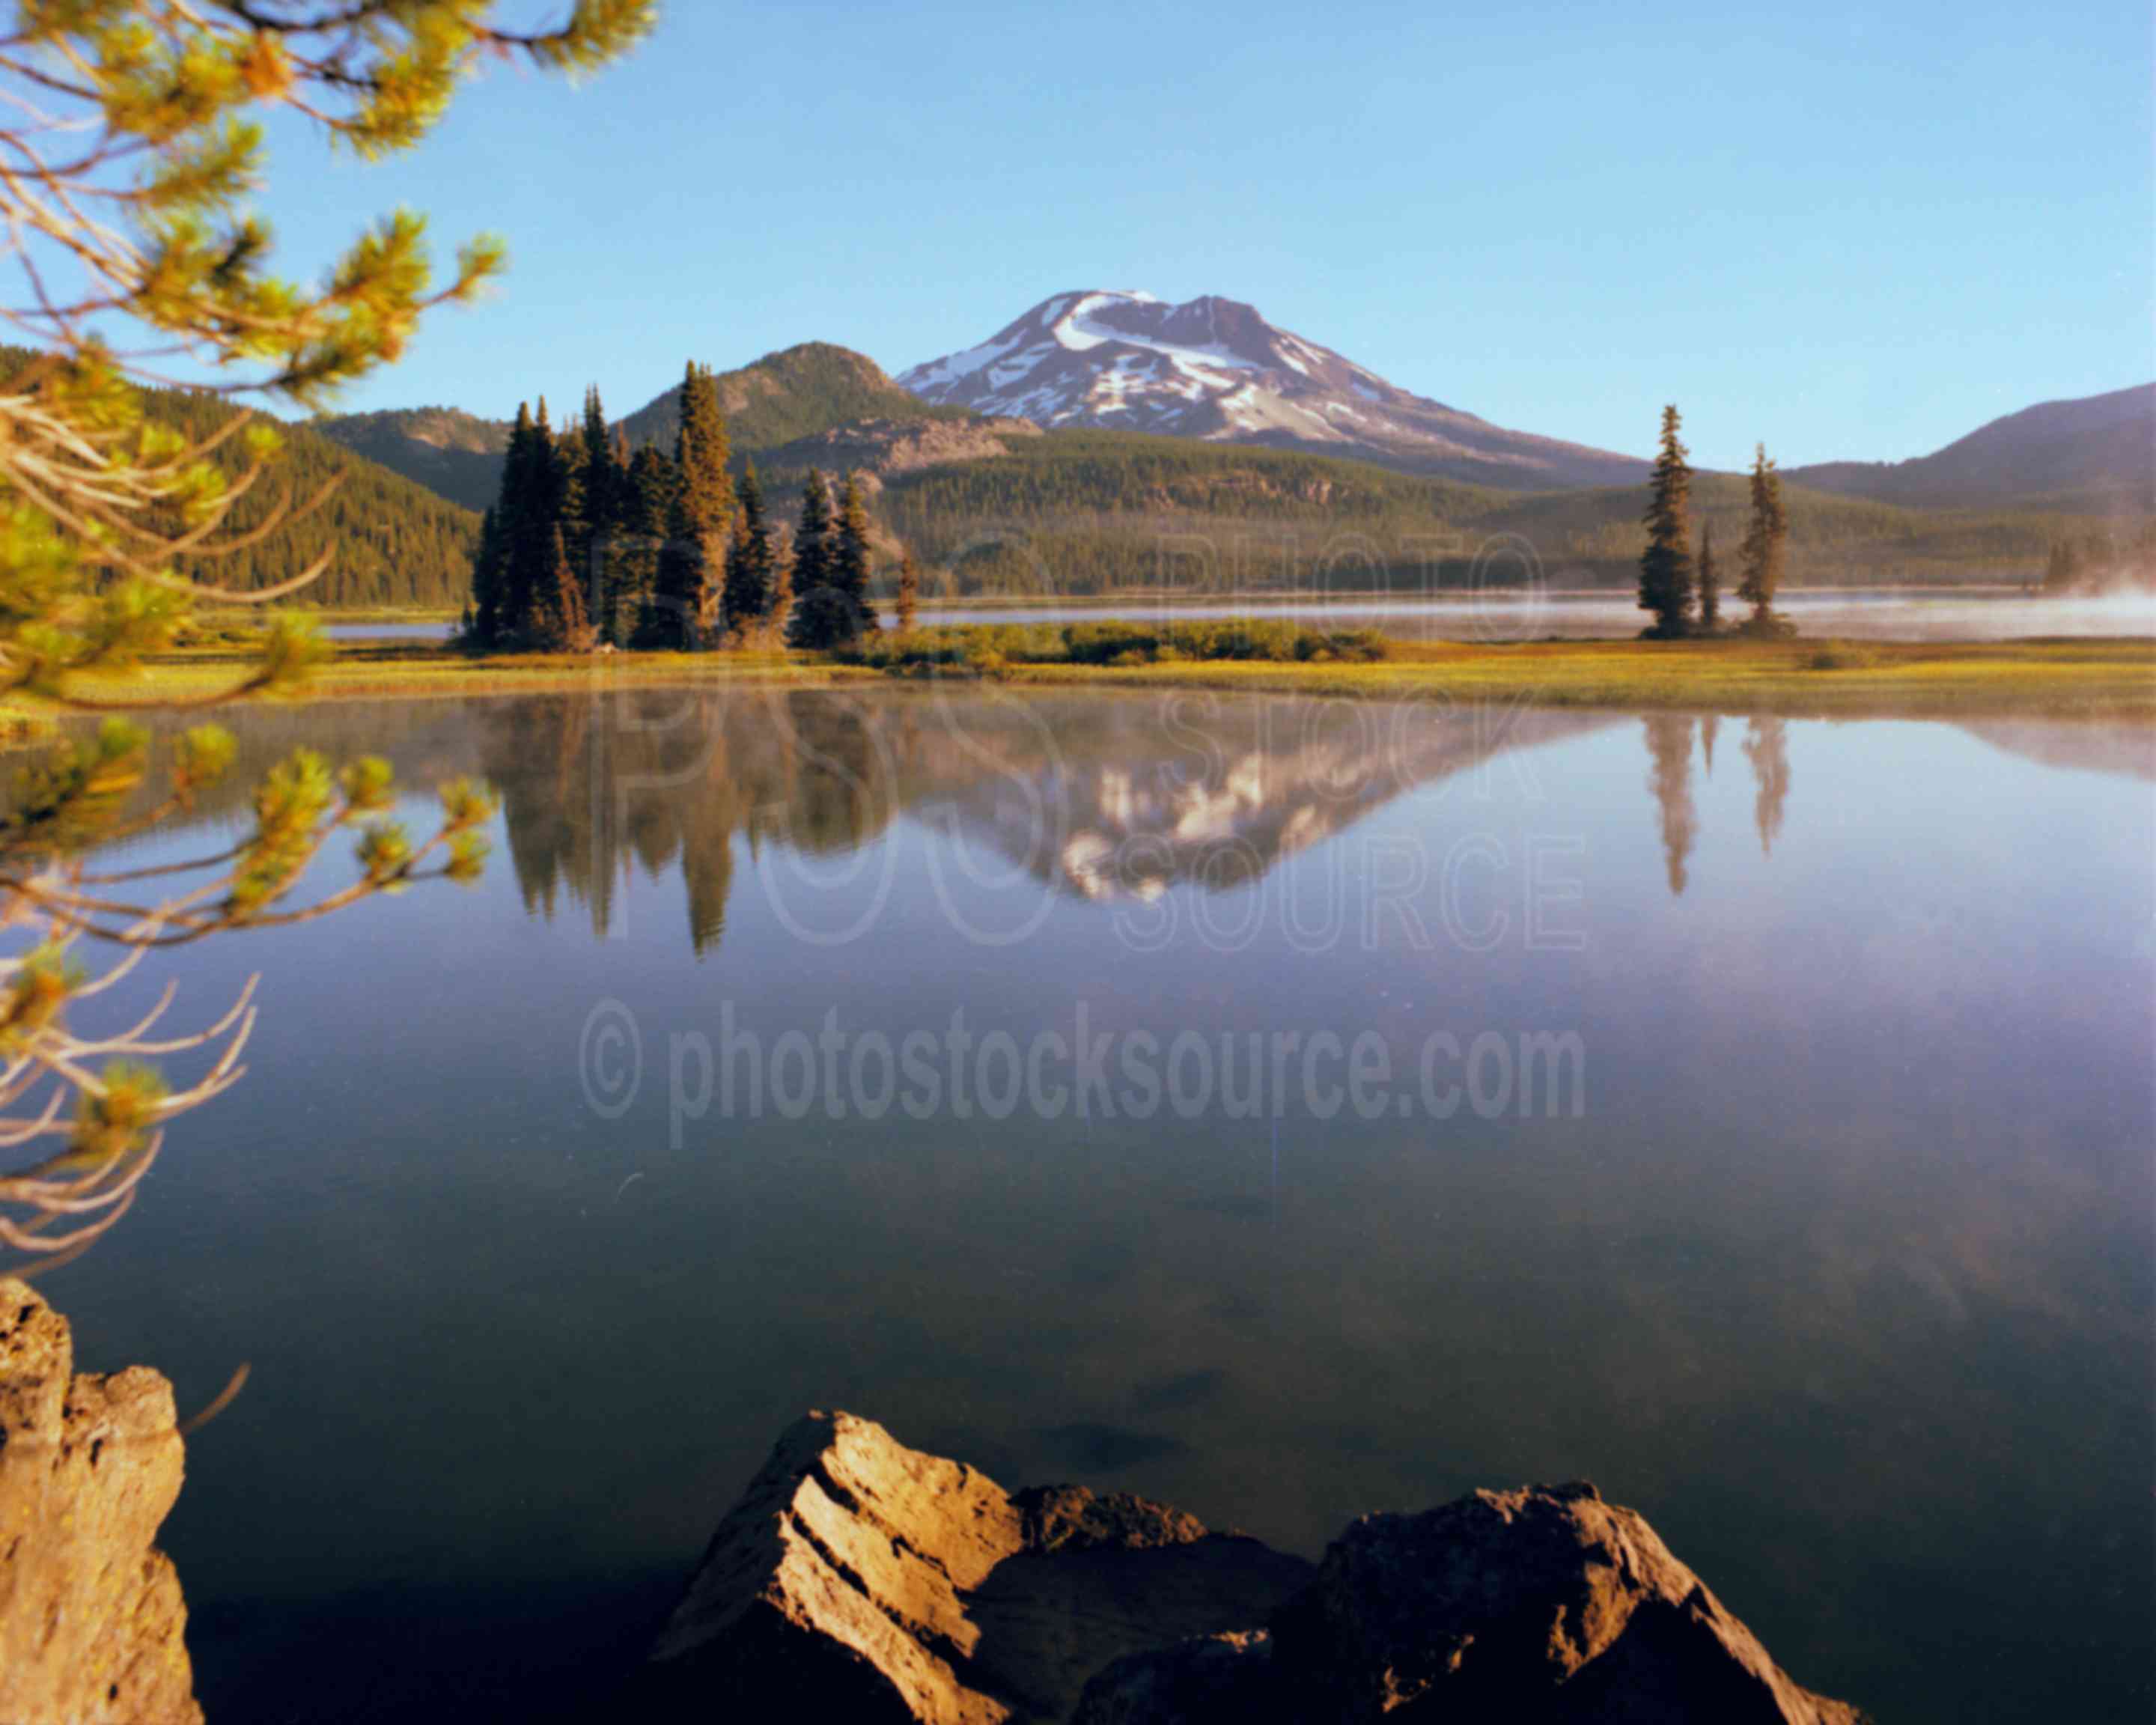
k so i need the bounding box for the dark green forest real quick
[864,428,2093,596]
[137,377,480,607]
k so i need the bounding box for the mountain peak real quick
[897,291,1644,489]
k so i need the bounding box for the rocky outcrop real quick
[0,1278,201,1725]
[1081,1480,1867,1724]
[1071,1631,1276,1724]
[638,1411,1312,1723]
[761,416,1044,490]
[649,1418,1868,1725]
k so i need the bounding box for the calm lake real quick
[320,586,2156,645]
[29,685,2156,1724]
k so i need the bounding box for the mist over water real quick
[917,586,2156,642]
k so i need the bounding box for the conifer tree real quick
[484,401,536,643]
[507,398,570,644]
[554,419,590,615]
[768,524,795,630]
[829,471,877,631]
[723,462,778,633]
[620,442,677,646]
[469,505,507,645]
[1637,404,1695,637]
[785,470,844,649]
[896,549,921,633]
[531,525,591,652]
[1697,522,1720,631]
[1737,443,1789,631]
[648,363,734,646]
[572,386,616,623]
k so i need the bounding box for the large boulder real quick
[1080,1479,1868,1724]
[645,1419,1869,1725]
[1266,1480,1865,1723]
[0,1278,201,1725]
[639,1411,1313,1723]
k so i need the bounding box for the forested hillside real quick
[0,349,480,608]
[869,430,2085,594]
[308,405,509,511]
[144,382,479,608]
[615,341,975,452]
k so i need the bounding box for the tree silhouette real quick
[1637,407,1696,638]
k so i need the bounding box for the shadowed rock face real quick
[0,1279,201,1725]
[638,1411,1312,1724]
[1085,1481,1869,1725]
[645,1417,1867,1725]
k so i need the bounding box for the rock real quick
[644,1420,1869,1725]
[1266,1480,1866,1724]
[1072,1631,1278,1724]
[639,1411,1312,1724]
[0,1278,201,1725]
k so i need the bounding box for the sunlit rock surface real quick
[0,1279,200,1725]
[647,1418,1868,1725]
[640,1411,1311,1723]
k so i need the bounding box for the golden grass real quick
[984,636,2156,717]
[4,636,2149,731]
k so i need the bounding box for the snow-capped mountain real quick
[898,291,1646,490]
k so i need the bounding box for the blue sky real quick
[249,0,2151,470]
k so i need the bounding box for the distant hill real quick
[898,290,1648,490]
[1787,383,2155,514]
[300,333,2148,602]
[308,405,508,512]
[616,341,975,453]
[867,429,2089,596]
[315,343,976,511]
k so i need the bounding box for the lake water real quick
[25,687,2156,1724]
[318,588,2156,646]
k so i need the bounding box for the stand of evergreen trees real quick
[2040,522,2156,592]
[1637,407,1791,637]
[465,362,885,652]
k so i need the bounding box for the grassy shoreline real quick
[975,636,2156,717]
[4,635,2151,731]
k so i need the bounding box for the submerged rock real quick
[639,1411,1312,1723]
[0,1277,201,1725]
[652,1416,1869,1725]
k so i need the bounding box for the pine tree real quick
[785,470,839,648]
[723,462,777,633]
[1697,521,1720,631]
[1737,442,1789,631]
[648,362,734,647]
[896,549,921,633]
[554,420,590,622]
[620,442,677,647]
[1637,404,1695,638]
[469,504,506,645]
[576,386,619,630]
[530,525,592,652]
[768,522,794,629]
[827,471,877,634]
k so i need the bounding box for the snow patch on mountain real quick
[897,290,1646,490]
